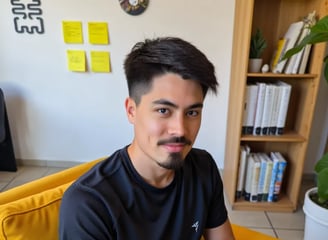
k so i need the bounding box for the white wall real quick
[304,54,328,174]
[0,0,235,167]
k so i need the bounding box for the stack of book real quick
[271,11,317,74]
[242,81,292,135]
[236,145,288,202]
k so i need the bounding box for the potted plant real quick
[248,28,267,72]
[283,15,328,240]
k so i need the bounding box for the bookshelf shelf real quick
[241,133,306,142]
[247,73,318,78]
[233,194,294,212]
[223,0,328,212]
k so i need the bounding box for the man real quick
[59,37,235,240]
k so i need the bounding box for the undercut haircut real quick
[124,37,218,105]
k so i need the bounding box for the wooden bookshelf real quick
[223,0,328,212]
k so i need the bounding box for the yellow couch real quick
[0,157,279,240]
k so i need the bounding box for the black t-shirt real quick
[59,147,228,240]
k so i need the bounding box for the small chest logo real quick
[191,221,199,232]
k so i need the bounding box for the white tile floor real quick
[0,165,315,240]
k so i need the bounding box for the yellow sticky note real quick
[88,22,109,44]
[62,21,83,44]
[67,50,86,72]
[90,51,111,72]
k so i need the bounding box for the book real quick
[291,27,310,74]
[269,84,281,135]
[291,11,316,74]
[268,152,280,202]
[242,86,248,134]
[243,84,258,134]
[298,11,317,74]
[284,26,309,74]
[253,82,266,135]
[272,152,287,202]
[276,81,292,135]
[256,153,268,201]
[260,84,275,135]
[236,145,250,199]
[298,43,312,74]
[270,38,288,71]
[244,153,255,201]
[273,21,304,73]
[250,153,261,202]
[260,153,273,202]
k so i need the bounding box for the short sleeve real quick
[59,183,115,240]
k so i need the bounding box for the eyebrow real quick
[152,99,203,109]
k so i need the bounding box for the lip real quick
[163,143,185,153]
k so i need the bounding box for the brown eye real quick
[157,108,169,115]
[187,110,199,117]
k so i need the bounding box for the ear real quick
[125,97,136,124]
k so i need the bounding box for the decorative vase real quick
[248,58,263,73]
[303,187,328,240]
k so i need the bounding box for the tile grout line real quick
[264,211,279,238]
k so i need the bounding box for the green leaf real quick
[282,16,328,61]
[311,16,328,33]
[317,168,328,203]
[314,152,328,173]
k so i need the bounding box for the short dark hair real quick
[124,37,218,104]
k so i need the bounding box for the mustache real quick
[157,137,192,146]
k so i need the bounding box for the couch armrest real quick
[0,157,105,205]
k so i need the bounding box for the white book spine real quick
[244,153,254,201]
[253,82,266,135]
[298,44,312,74]
[260,84,275,135]
[298,11,316,74]
[276,81,292,135]
[273,21,304,73]
[236,145,248,199]
[256,153,268,202]
[242,86,250,134]
[291,29,310,74]
[250,153,261,202]
[245,84,258,134]
[269,85,282,135]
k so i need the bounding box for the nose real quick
[168,113,185,136]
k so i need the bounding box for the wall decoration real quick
[119,0,149,16]
[90,51,111,73]
[88,22,109,44]
[62,21,84,44]
[11,0,45,34]
[66,50,86,72]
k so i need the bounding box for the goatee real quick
[157,152,184,170]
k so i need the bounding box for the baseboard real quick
[16,159,84,168]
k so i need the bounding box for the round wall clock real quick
[119,0,149,16]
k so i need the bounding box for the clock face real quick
[119,0,149,16]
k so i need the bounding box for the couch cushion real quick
[0,181,73,240]
[0,158,105,205]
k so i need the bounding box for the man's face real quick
[126,73,204,170]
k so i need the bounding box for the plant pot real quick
[248,58,263,73]
[303,187,328,240]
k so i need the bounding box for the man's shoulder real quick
[71,147,128,189]
[188,148,215,163]
[185,148,218,172]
